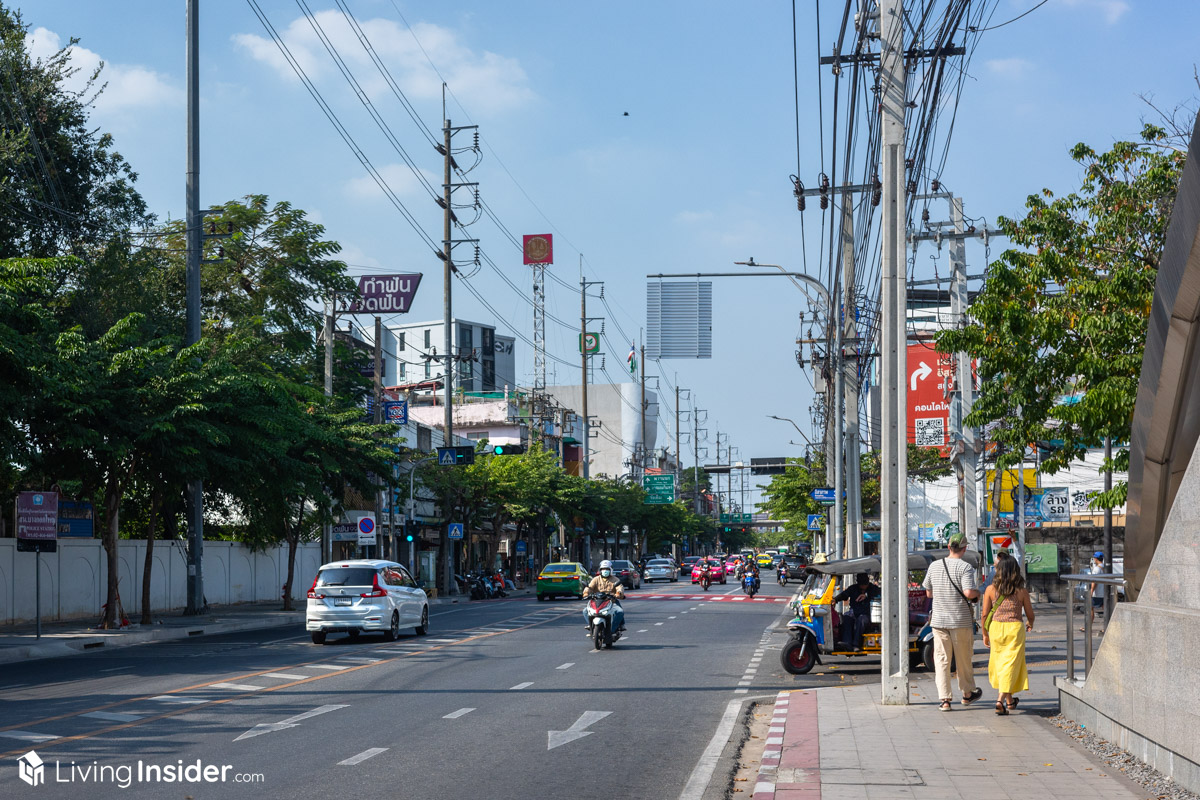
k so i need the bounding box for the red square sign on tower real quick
[522,234,553,265]
[906,342,955,449]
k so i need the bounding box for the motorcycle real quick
[742,571,759,598]
[778,566,788,587]
[585,591,623,650]
[699,567,711,591]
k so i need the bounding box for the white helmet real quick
[599,560,613,571]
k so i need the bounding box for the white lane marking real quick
[150,695,207,704]
[443,707,476,719]
[737,681,752,686]
[99,666,132,673]
[0,730,59,742]
[557,663,575,670]
[82,711,143,723]
[337,657,380,663]
[338,747,388,766]
[745,668,758,675]
[638,629,649,633]
[234,704,349,741]
[669,616,677,619]
[679,699,742,800]
[263,673,309,680]
[547,710,612,750]
[509,682,533,690]
[681,611,688,614]
[734,688,749,694]
[211,683,263,692]
[655,622,664,626]
[429,639,458,643]
[0,683,29,691]
[307,664,348,671]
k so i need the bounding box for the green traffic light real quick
[406,534,414,542]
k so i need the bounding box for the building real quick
[546,383,658,479]
[385,318,516,393]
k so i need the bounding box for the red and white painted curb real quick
[752,690,821,799]
[638,594,788,603]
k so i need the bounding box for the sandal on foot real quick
[938,699,952,712]
[962,687,983,705]
[1007,697,1020,709]
[995,701,1008,715]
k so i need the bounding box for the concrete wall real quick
[0,539,322,625]
[547,383,658,479]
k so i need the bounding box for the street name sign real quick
[810,487,838,506]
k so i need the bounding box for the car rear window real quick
[647,559,671,566]
[315,567,376,587]
[541,563,576,574]
[611,561,632,569]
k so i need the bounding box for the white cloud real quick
[986,57,1034,78]
[233,11,534,116]
[674,210,714,225]
[1059,0,1129,25]
[343,163,438,200]
[25,27,180,113]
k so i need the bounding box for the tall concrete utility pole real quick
[440,116,454,597]
[580,272,590,480]
[323,294,334,562]
[184,0,205,616]
[948,197,979,547]
[842,200,863,559]
[878,0,909,705]
[693,406,704,516]
[639,343,647,479]
[675,385,681,495]
[373,316,384,560]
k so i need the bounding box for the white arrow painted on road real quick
[234,704,348,741]
[547,710,612,750]
[910,360,932,391]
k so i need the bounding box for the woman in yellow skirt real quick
[981,552,1035,715]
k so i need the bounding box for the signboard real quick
[17,491,58,543]
[807,514,824,532]
[383,400,408,425]
[906,342,955,449]
[983,469,1040,513]
[1025,543,1059,574]
[810,487,837,506]
[750,457,787,476]
[917,523,937,542]
[332,522,358,542]
[645,281,713,359]
[356,514,377,546]
[448,522,464,540]
[348,274,423,314]
[522,234,553,265]
[1037,487,1069,522]
[57,500,94,538]
[515,540,527,555]
[580,332,599,354]
[437,446,475,466]
[643,474,676,505]
[984,530,1022,562]
[720,513,751,524]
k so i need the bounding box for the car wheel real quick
[415,606,429,636]
[347,629,361,640]
[311,631,326,645]
[383,612,400,642]
[537,593,546,601]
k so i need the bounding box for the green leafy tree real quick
[936,126,1184,508]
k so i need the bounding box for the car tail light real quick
[361,574,388,598]
[307,576,323,599]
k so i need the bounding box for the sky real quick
[18,0,1200,511]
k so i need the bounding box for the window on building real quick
[399,361,406,379]
[459,324,473,354]
[424,329,431,349]
[482,359,495,390]
[481,327,494,354]
[424,360,431,379]
[398,332,405,351]
[417,425,432,452]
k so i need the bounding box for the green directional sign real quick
[719,513,752,524]
[643,474,676,505]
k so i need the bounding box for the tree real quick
[936,126,1184,508]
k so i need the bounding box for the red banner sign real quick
[907,342,954,449]
[522,234,553,265]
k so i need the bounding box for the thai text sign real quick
[643,474,675,504]
[17,491,58,541]
[349,274,423,314]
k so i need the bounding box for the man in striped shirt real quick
[922,532,982,711]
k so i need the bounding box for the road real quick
[0,576,886,799]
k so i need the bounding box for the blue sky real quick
[20,0,1200,509]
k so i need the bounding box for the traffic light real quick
[492,444,527,456]
[406,533,414,542]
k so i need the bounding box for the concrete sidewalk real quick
[0,587,535,665]
[751,605,1151,799]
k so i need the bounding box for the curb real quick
[0,613,304,666]
[752,690,822,800]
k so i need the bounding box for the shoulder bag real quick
[942,559,977,607]
[983,591,1008,630]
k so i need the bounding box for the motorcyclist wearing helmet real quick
[583,560,626,633]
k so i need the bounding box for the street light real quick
[767,415,814,446]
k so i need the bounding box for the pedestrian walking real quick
[981,551,1034,715]
[922,532,982,711]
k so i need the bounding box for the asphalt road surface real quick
[0,576,888,799]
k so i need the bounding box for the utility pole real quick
[1103,435,1113,623]
[693,407,704,516]
[842,201,863,559]
[374,316,384,560]
[949,196,978,548]
[183,0,205,616]
[580,271,591,480]
[440,115,454,597]
[639,342,647,480]
[878,0,909,705]
[323,294,335,562]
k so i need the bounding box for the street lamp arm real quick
[767,414,814,446]
[735,260,832,312]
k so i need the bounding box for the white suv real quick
[306,560,429,644]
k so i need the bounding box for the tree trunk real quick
[282,499,305,611]
[140,485,162,625]
[102,471,123,629]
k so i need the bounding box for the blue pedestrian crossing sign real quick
[807,514,824,531]
[438,448,457,466]
[448,522,464,540]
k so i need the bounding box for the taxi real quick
[536,562,590,601]
[756,553,775,568]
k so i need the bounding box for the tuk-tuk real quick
[780,549,980,675]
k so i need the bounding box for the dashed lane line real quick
[509,682,534,691]
[149,696,208,704]
[211,683,264,692]
[0,730,58,742]
[338,747,388,766]
[443,708,475,719]
[81,712,143,723]
[556,663,574,670]
[262,673,308,680]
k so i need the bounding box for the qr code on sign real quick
[914,417,944,447]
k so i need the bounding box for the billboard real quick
[522,234,553,265]
[906,342,955,449]
[348,274,423,314]
[646,281,713,359]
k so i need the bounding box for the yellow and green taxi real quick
[537,562,590,601]
[756,553,775,568]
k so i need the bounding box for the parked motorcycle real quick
[585,591,623,650]
[742,571,759,598]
